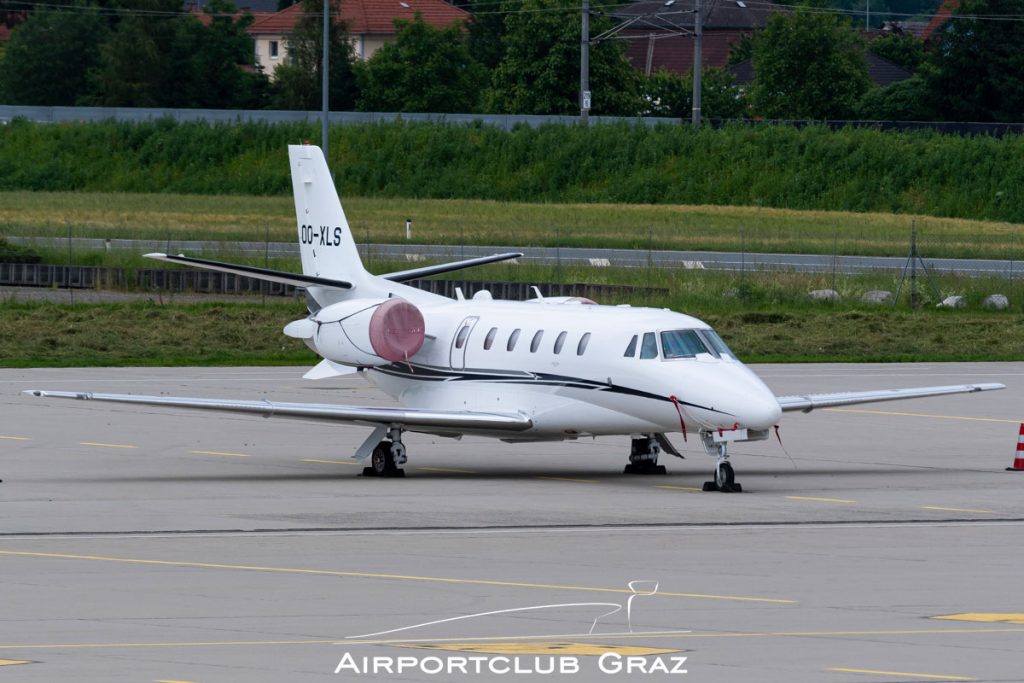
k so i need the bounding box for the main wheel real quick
[370,443,392,476]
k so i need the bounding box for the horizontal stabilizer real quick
[776,383,1005,413]
[303,359,358,380]
[24,390,533,432]
[382,252,523,282]
[145,253,352,290]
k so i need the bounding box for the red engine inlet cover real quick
[368,298,425,362]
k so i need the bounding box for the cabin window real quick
[507,328,521,351]
[639,332,658,359]
[484,327,498,350]
[624,334,638,357]
[530,330,544,353]
[553,331,568,354]
[660,329,710,359]
[698,329,735,359]
[577,332,591,356]
[454,325,470,349]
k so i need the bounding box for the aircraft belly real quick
[365,367,670,437]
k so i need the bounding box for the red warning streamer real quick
[668,395,687,442]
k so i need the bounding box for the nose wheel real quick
[701,433,742,493]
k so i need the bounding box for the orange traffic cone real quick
[1008,424,1024,471]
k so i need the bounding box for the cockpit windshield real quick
[659,329,710,359]
[697,329,735,359]
[659,328,736,360]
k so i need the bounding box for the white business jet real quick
[27,145,1005,491]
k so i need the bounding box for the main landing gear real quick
[623,436,667,475]
[700,431,742,493]
[362,427,407,478]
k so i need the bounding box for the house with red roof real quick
[247,0,468,75]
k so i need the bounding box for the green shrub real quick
[0,119,1022,221]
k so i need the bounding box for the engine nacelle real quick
[289,298,425,367]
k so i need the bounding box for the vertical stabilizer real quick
[288,145,369,289]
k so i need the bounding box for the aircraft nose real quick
[738,391,782,430]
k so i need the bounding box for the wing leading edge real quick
[24,390,533,432]
[776,383,1005,413]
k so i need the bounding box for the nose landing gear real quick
[701,432,742,493]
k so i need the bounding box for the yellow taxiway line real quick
[921,506,996,514]
[418,467,479,474]
[79,442,138,449]
[0,436,31,441]
[301,458,359,466]
[189,450,249,458]
[0,549,794,604]
[5,626,1024,652]
[655,485,704,492]
[827,667,975,680]
[785,496,856,504]
[824,408,1019,424]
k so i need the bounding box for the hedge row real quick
[1,118,1021,221]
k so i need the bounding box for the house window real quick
[270,40,279,59]
[530,330,544,353]
[484,327,497,350]
[507,328,521,351]
[577,332,591,356]
[553,331,567,354]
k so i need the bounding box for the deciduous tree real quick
[357,15,485,113]
[487,0,638,116]
[750,9,870,119]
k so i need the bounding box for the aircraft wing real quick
[381,252,524,282]
[145,253,352,290]
[23,390,532,432]
[776,383,1005,413]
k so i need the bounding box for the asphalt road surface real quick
[1,363,1022,681]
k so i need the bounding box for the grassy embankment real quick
[1,119,1022,365]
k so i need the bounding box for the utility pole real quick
[321,0,330,164]
[691,0,702,126]
[581,0,591,124]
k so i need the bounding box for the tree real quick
[487,0,638,116]
[855,75,936,120]
[466,0,506,70]
[86,11,173,107]
[168,0,269,109]
[357,15,486,113]
[270,0,359,111]
[749,9,871,119]
[924,0,1024,122]
[867,31,925,72]
[640,68,744,119]
[0,7,109,105]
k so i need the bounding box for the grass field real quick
[3,191,1023,260]
[1,299,1020,366]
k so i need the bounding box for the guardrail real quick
[0,262,664,300]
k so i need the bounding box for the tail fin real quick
[288,144,369,288]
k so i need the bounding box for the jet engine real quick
[284,298,425,367]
